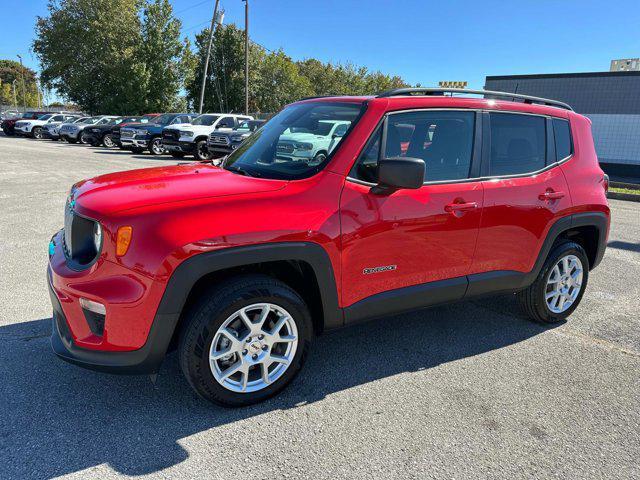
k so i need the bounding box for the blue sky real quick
[2,0,639,101]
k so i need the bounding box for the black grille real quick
[277,142,294,154]
[63,197,100,268]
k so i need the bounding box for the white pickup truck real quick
[162,113,253,160]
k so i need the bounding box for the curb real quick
[607,192,640,202]
[610,181,640,191]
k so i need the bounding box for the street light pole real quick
[198,0,221,115]
[244,0,249,115]
[12,80,18,110]
[16,55,26,112]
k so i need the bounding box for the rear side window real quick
[489,113,546,176]
[553,118,573,161]
[352,110,475,183]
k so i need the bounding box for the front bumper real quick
[47,230,176,374]
[42,130,59,139]
[163,139,196,154]
[207,142,241,155]
[15,126,31,135]
[60,130,79,139]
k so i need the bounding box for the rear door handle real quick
[444,201,478,213]
[538,191,565,201]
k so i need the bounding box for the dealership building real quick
[484,70,640,180]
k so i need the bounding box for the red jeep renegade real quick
[48,89,610,406]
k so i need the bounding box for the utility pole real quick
[244,0,249,115]
[198,0,221,114]
[16,55,26,112]
[12,80,18,110]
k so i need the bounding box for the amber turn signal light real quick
[116,226,133,256]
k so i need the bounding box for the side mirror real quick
[371,157,425,194]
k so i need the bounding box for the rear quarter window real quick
[553,118,573,161]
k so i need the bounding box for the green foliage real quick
[33,0,189,114]
[0,60,40,107]
[185,24,408,114]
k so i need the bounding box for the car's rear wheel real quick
[32,127,43,139]
[103,134,115,148]
[195,140,213,161]
[178,275,312,407]
[518,241,589,324]
[79,131,89,144]
[149,137,165,155]
[2,127,14,136]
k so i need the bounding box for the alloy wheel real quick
[545,254,583,313]
[103,134,115,148]
[151,138,165,155]
[209,303,298,393]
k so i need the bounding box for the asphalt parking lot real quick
[0,134,638,479]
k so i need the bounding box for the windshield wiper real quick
[226,165,261,177]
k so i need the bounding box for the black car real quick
[84,116,144,148]
[206,119,265,156]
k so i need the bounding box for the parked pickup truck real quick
[207,119,265,157]
[162,113,253,160]
[120,113,195,155]
[83,116,147,148]
[112,113,161,148]
[276,120,351,165]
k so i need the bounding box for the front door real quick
[340,109,484,316]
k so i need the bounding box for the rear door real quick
[340,109,484,313]
[471,112,571,278]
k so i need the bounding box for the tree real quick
[252,50,312,112]
[0,60,40,107]
[33,0,190,114]
[138,0,188,112]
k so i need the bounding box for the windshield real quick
[236,121,252,132]
[151,114,175,125]
[192,114,219,126]
[96,117,113,125]
[224,101,365,180]
[85,117,101,124]
[74,117,88,123]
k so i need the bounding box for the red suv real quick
[48,89,610,406]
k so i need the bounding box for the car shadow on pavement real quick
[0,294,552,478]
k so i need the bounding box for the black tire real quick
[311,150,327,165]
[149,137,165,155]
[195,139,213,161]
[66,136,78,144]
[517,241,589,324]
[79,130,89,144]
[170,152,186,159]
[3,127,14,136]
[178,274,313,407]
[32,127,43,139]
[103,134,115,148]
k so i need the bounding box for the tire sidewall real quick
[150,137,164,155]
[103,134,114,148]
[32,127,42,139]
[534,242,589,322]
[195,140,211,160]
[183,281,312,406]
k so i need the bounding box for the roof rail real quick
[375,88,573,111]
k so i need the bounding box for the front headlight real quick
[293,142,313,151]
[180,130,194,137]
[93,222,102,253]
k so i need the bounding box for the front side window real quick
[489,113,546,176]
[553,118,572,161]
[351,110,475,183]
[217,116,235,128]
[224,101,364,180]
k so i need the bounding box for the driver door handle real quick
[444,201,478,213]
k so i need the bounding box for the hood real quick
[72,163,287,217]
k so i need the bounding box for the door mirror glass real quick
[372,156,425,194]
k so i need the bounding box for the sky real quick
[2,0,640,103]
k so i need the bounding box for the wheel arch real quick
[157,242,342,352]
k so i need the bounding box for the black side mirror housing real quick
[371,157,425,194]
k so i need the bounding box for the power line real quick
[174,0,210,15]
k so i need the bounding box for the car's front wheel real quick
[195,140,213,161]
[178,275,312,407]
[149,137,165,155]
[518,241,589,324]
[103,134,115,148]
[32,127,43,139]
[79,131,89,144]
